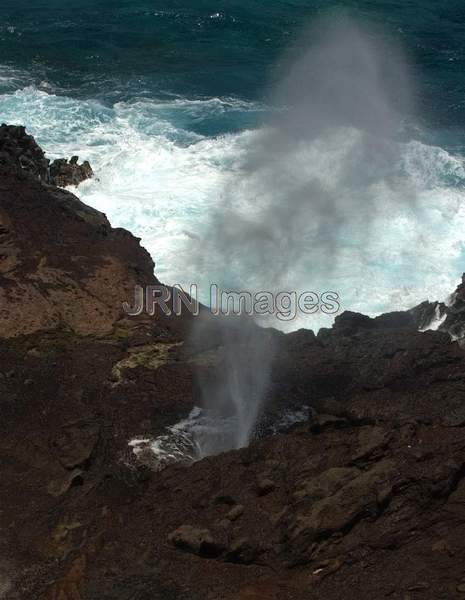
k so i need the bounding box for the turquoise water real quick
[1,1,465,328]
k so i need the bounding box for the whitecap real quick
[1,85,464,331]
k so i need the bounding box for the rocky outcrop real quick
[158,415,465,598]
[49,156,93,187]
[0,127,153,338]
[1,126,465,600]
[0,178,153,337]
[0,123,49,181]
[168,525,226,557]
[0,122,93,187]
[408,274,465,343]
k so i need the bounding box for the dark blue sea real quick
[1,1,465,328]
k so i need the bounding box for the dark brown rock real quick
[2,126,465,600]
[256,478,276,496]
[0,123,49,181]
[224,538,259,564]
[49,156,93,187]
[0,123,93,188]
[168,525,225,558]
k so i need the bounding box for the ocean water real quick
[1,1,465,330]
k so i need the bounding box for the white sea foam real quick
[419,304,448,332]
[1,85,465,331]
[0,65,31,92]
[128,404,310,469]
[128,407,240,469]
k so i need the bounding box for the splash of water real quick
[189,17,424,453]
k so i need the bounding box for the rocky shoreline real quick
[0,124,93,188]
[1,127,465,599]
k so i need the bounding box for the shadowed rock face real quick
[404,273,465,343]
[0,123,93,188]
[1,127,465,600]
[0,124,49,181]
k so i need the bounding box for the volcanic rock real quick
[226,505,244,521]
[168,525,225,557]
[0,123,49,181]
[0,123,93,188]
[256,478,276,496]
[224,538,259,564]
[409,273,465,343]
[1,126,465,600]
[49,155,93,187]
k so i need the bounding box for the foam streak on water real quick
[1,84,465,330]
[128,405,311,470]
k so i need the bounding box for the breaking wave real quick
[1,83,465,330]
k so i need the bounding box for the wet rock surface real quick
[1,127,465,599]
[409,272,465,343]
[49,155,93,187]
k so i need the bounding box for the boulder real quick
[49,156,93,187]
[289,460,396,547]
[168,525,225,558]
[256,478,276,496]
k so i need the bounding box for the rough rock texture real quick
[408,273,465,343]
[0,124,49,181]
[0,128,154,338]
[2,127,465,600]
[442,275,465,340]
[49,156,93,187]
[0,178,155,337]
[0,123,93,187]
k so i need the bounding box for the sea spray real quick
[190,313,277,454]
[2,85,465,330]
[188,17,417,290]
[188,17,420,452]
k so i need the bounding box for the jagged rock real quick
[444,479,465,515]
[47,468,84,497]
[0,123,93,188]
[0,145,154,338]
[0,123,49,181]
[38,555,86,600]
[409,300,446,330]
[332,311,375,336]
[407,582,430,591]
[332,309,417,337]
[439,274,465,341]
[49,156,93,187]
[408,273,465,343]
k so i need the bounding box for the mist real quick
[189,16,417,453]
